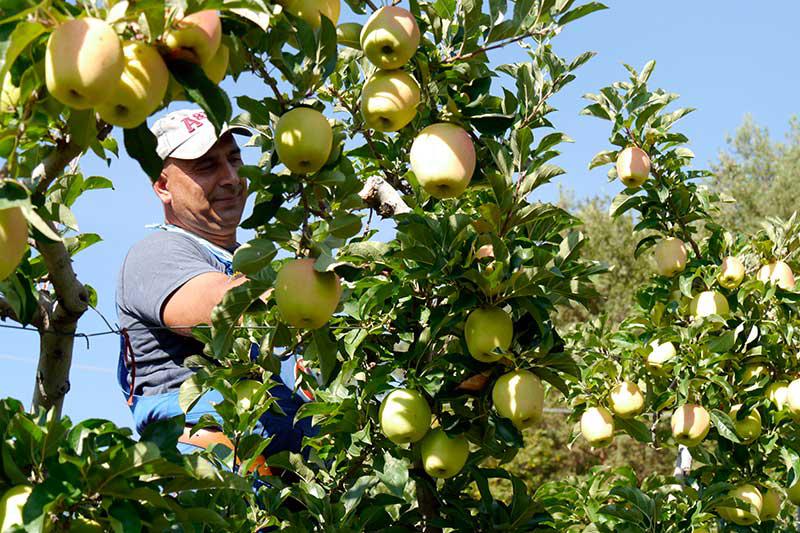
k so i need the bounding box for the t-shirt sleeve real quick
[118,232,222,326]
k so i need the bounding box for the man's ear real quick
[153,170,171,205]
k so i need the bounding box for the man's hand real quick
[161,272,248,336]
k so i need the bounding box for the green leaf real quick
[709,409,741,444]
[232,239,277,275]
[615,417,651,444]
[0,21,45,82]
[307,328,339,385]
[329,212,362,239]
[123,123,161,182]
[169,60,232,133]
[558,2,607,24]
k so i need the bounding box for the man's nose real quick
[218,160,241,187]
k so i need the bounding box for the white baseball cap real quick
[150,109,251,160]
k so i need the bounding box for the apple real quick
[491,370,544,429]
[337,23,363,49]
[615,146,650,188]
[45,17,124,109]
[646,340,676,373]
[671,404,711,446]
[274,258,341,329]
[580,407,615,448]
[419,428,469,479]
[96,41,169,128]
[163,10,222,65]
[717,484,762,526]
[379,388,431,444]
[234,379,262,411]
[464,306,512,362]
[274,107,333,174]
[361,69,420,132]
[278,0,340,29]
[740,363,768,387]
[410,123,476,199]
[653,237,687,277]
[71,517,105,532]
[0,72,19,112]
[0,207,28,281]
[718,256,745,289]
[0,485,32,531]
[360,6,420,69]
[690,291,729,318]
[787,478,800,505]
[760,487,782,521]
[758,261,796,290]
[202,43,229,84]
[609,381,644,418]
[729,404,761,444]
[786,379,800,419]
[766,381,789,411]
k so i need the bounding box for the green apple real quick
[729,404,761,444]
[787,478,800,505]
[274,258,341,329]
[379,388,431,444]
[71,517,105,532]
[202,43,229,84]
[360,6,420,69]
[279,0,340,28]
[653,237,687,277]
[96,41,169,128]
[786,379,800,419]
[274,107,333,174]
[234,379,262,411]
[766,381,789,411]
[646,340,676,373]
[491,370,544,429]
[337,22,363,48]
[690,291,729,318]
[580,406,615,448]
[760,486,782,521]
[740,364,769,391]
[0,72,20,112]
[360,69,420,132]
[609,381,644,418]
[758,260,796,290]
[717,483,762,526]
[410,123,476,199]
[0,485,32,531]
[0,207,28,281]
[615,146,650,188]
[419,428,469,479]
[718,256,745,289]
[671,404,710,446]
[464,306,512,362]
[163,10,222,65]
[45,17,124,109]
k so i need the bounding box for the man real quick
[116,109,312,457]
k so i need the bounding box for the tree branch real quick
[359,176,411,218]
[442,28,551,64]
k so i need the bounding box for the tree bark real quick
[415,474,442,533]
[359,176,411,218]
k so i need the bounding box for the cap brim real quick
[168,125,253,160]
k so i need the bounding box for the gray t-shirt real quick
[116,230,230,396]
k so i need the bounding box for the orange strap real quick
[179,427,272,476]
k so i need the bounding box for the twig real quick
[247,51,286,110]
[442,28,551,64]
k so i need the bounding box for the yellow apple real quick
[419,428,469,479]
[671,404,710,446]
[163,10,222,65]
[729,404,761,444]
[274,258,341,329]
[202,43,229,84]
[690,291,729,318]
[653,237,687,277]
[491,370,544,429]
[45,17,124,109]
[360,6,420,69]
[615,146,650,188]
[379,388,431,444]
[718,256,745,289]
[580,406,615,448]
[766,381,789,411]
[740,363,768,386]
[361,69,420,132]
[279,0,340,28]
[464,306,512,362]
[609,381,644,418]
[760,487,782,521]
[0,485,32,531]
[717,484,762,526]
[0,206,28,281]
[96,41,169,128]
[787,478,800,505]
[758,261,796,290]
[274,107,333,174]
[410,123,476,199]
[0,72,20,112]
[234,379,262,411]
[646,340,676,373]
[337,23,363,49]
[786,379,800,419]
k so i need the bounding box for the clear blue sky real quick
[2,2,798,429]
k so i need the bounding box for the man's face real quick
[157,133,247,237]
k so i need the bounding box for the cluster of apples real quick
[42,10,227,128]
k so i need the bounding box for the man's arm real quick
[162,272,248,336]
